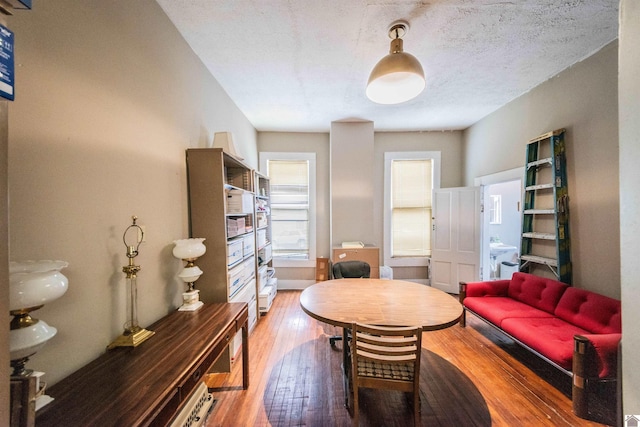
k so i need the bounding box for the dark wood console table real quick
[36,302,249,427]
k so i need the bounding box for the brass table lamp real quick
[108,216,154,349]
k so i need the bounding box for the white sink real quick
[489,243,517,256]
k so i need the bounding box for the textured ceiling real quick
[155,0,619,132]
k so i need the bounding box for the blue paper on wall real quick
[3,0,31,9]
[0,24,14,101]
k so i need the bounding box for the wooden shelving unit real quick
[255,171,277,314]
[186,148,259,369]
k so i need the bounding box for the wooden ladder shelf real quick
[519,129,572,284]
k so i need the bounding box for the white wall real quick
[8,0,257,385]
[330,122,375,246]
[619,0,640,415]
[463,41,619,298]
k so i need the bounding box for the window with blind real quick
[391,159,432,256]
[260,152,316,264]
[384,151,441,267]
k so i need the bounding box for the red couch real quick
[459,272,620,421]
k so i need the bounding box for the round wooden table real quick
[300,278,463,330]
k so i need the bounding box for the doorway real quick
[475,168,524,281]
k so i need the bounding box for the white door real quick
[431,187,481,294]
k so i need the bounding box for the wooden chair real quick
[349,322,422,426]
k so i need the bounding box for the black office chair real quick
[329,261,371,347]
[332,260,371,279]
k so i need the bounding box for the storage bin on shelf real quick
[257,212,268,228]
[230,278,257,362]
[242,233,255,257]
[227,239,243,266]
[258,244,272,264]
[259,274,277,314]
[226,189,253,214]
[258,265,268,291]
[227,256,255,298]
[226,217,245,237]
[259,283,277,314]
[257,229,267,248]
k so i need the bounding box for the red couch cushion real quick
[501,317,590,370]
[464,297,554,328]
[554,287,621,334]
[464,279,510,297]
[506,272,569,314]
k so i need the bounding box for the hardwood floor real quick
[205,290,613,426]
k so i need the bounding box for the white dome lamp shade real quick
[366,21,425,105]
[9,260,69,376]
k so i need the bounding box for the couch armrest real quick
[462,279,510,298]
[572,333,621,419]
[574,333,620,380]
[458,279,510,327]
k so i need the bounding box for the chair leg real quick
[413,391,420,426]
[352,385,359,426]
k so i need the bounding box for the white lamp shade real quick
[9,260,69,311]
[173,238,206,260]
[366,71,425,104]
[178,266,204,283]
[10,319,57,361]
[366,51,425,104]
[212,132,243,159]
[366,34,426,104]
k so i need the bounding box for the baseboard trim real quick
[276,279,317,290]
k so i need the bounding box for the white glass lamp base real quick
[32,371,54,411]
[179,290,204,311]
[36,394,55,411]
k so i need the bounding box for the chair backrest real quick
[332,260,370,279]
[349,322,423,425]
[351,322,422,392]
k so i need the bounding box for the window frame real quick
[489,194,502,225]
[259,152,317,268]
[383,151,441,268]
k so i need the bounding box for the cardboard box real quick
[242,233,255,256]
[227,190,253,214]
[227,239,243,266]
[316,257,330,281]
[226,217,246,237]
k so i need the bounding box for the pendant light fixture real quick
[366,20,425,105]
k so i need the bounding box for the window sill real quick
[384,257,430,268]
[273,259,316,268]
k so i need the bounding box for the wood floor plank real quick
[205,290,613,427]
